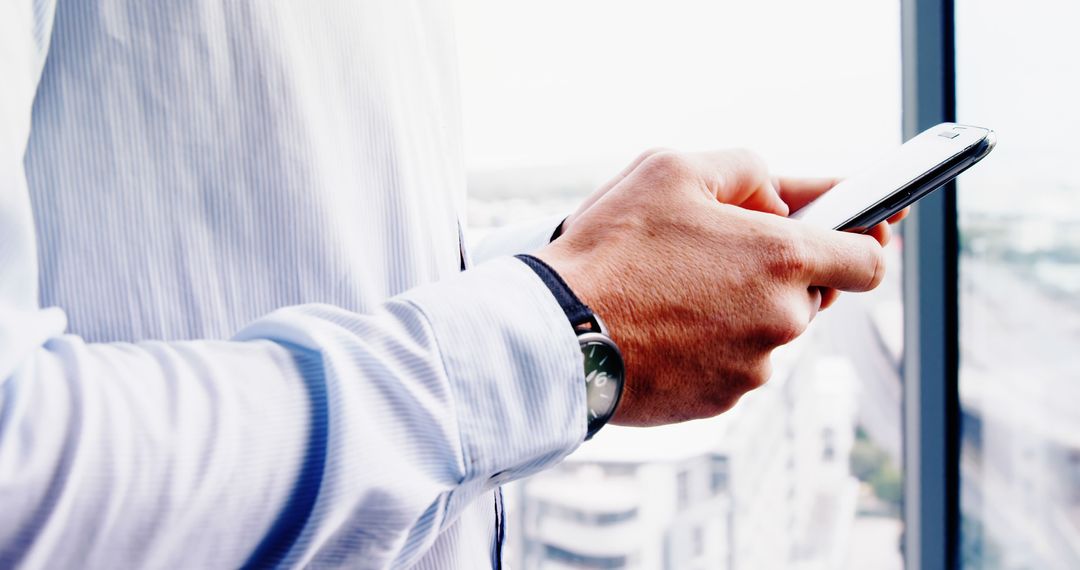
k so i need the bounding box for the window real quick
[676,470,691,510]
[537,501,638,526]
[455,1,904,568]
[823,427,836,462]
[543,544,629,569]
[711,455,730,495]
[956,0,1080,567]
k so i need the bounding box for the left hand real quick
[560,149,909,311]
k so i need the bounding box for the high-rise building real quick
[507,343,863,570]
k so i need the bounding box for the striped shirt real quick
[0,0,586,567]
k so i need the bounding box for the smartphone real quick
[791,123,996,231]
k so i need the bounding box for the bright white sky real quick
[454,0,1079,214]
[956,0,1080,216]
[454,0,902,178]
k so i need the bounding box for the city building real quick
[506,343,865,570]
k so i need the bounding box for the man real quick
[0,1,899,568]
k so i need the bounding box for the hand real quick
[562,150,908,311]
[536,150,887,426]
[561,148,790,233]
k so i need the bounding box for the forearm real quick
[0,258,585,569]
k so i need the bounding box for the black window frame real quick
[900,0,962,569]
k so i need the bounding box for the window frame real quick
[900,0,962,569]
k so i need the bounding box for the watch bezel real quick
[578,331,625,440]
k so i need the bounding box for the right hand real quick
[535,150,887,426]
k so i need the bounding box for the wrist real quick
[533,245,598,310]
[534,245,620,333]
[395,257,588,479]
[515,253,625,439]
[536,245,649,427]
[515,254,593,328]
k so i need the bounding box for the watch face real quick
[580,334,625,430]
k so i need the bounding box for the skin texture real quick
[537,148,907,426]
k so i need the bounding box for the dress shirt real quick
[0,0,587,568]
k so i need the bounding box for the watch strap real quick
[515,254,593,328]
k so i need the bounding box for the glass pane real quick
[957,1,1080,569]
[455,1,903,568]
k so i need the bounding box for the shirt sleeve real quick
[0,6,586,568]
[470,213,566,263]
[1,265,588,569]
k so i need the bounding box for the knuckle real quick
[738,359,774,390]
[764,226,808,278]
[730,147,767,170]
[773,314,807,346]
[863,243,887,290]
[637,147,672,163]
[757,299,808,347]
[785,307,810,341]
[726,147,772,184]
[640,150,693,179]
[710,394,742,416]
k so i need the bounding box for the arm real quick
[0,261,585,569]
[0,8,585,567]
[1,0,59,373]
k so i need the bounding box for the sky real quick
[454,0,1080,216]
[454,0,902,179]
[955,0,1080,217]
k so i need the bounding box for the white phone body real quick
[791,123,996,231]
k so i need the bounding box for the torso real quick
[25,1,492,567]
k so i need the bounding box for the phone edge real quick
[836,130,996,232]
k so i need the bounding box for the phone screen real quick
[792,124,993,230]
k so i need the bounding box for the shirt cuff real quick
[399,256,586,486]
[469,214,566,264]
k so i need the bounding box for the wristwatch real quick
[515,254,625,439]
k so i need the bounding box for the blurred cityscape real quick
[958,194,1080,569]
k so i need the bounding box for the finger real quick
[739,177,790,217]
[795,222,886,292]
[631,149,788,215]
[774,176,842,213]
[887,207,910,224]
[866,222,892,247]
[807,286,823,322]
[819,287,841,310]
[688,150,789,216]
